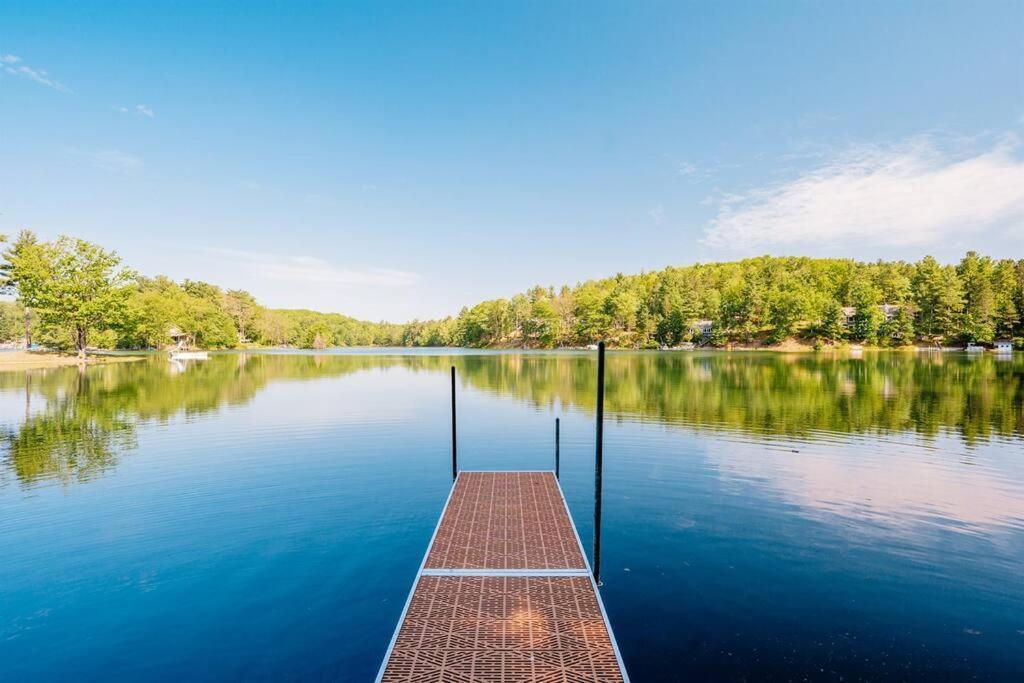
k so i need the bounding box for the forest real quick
[1,230,1022,352]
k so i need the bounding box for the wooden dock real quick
[376,471,629,682]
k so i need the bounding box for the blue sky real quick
[2,1,1022,321]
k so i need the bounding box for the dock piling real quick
[451,366,457,481]
[594,341,605,586]
[555,417,560,479]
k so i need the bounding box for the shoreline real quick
[0,351,146,371]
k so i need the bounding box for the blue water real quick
[1,351,1022,681]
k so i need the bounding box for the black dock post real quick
[555,417,560,479]
[593,341,605,585]
[451,366,457,481]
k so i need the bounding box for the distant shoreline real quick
[0,350,146,371]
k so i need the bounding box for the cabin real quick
[878,304,901,322]
[994,339,1013,353]
[841,304,904,327]
[689,319,714,339]
[167,326,194,350]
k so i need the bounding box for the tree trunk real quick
[77,326,88,359]
[23,309,31,348]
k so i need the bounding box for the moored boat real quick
[169,350,209,360]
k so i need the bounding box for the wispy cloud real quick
[115,104,156,118]
[676,161,698,177]
[2,54,71,93]
[703,133,1024,250]
[91,149,143,173]
[664,155,733,183]
[648,205,665,226]
[203,247,418,287]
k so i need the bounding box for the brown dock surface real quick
[377,471,629,682]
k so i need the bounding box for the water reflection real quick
[706,436,1024,538]
[0,350,1021,487]
[1,351,1022,681]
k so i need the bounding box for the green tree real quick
[223,289,262,343]
[958,251,996,343]
[818,301,847,343]
[913,256,964,343]
[849,281,882,342]
[0,301,25,342]
[3,233,134,356]
[878,306,916,346]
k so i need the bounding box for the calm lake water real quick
[1,350,1022,681]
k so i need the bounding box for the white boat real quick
[169,350,209,360]
[966,343,985,353]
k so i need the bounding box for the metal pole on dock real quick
[593,341,605,585]
[555,417,560,479]
[451,366,457,481]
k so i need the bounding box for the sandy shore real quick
[0,351,145,371]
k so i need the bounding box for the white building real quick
[994,340,1013,353]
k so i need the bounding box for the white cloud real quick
[648,205,665,226]
[91,149,143,173]
[115,104,156,118]
[677,161,698,177]
[2,55,71,93]
[703,134,1024,250]
[203,247,418,287]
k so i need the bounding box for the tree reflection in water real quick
[1,351,1021,486]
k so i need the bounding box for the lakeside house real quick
[689,319,714,339]
[841,303,905,328]
[167,326,197,350]
[994,339,1013,353]
[878,304,901,321]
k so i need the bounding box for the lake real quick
[1,350,1022,681]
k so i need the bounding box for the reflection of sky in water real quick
[704,433,1024,536]
[1,353,1022,680]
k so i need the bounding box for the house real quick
[841,304,905,327]
[994,339,1013,353]
[689,320,714,339]
[878,304,901,322]
[167,326,194,350]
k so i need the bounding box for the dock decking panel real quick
[378,471,628,683]
[381,576,624,682]
[424,471,586,571]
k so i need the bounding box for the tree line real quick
[2,230,1022,352]
[400,252,1023,349]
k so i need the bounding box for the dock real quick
[376,470,629,682]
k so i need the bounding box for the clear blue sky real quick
[2,1,1022,321]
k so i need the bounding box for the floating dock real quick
[376,470,629,682]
